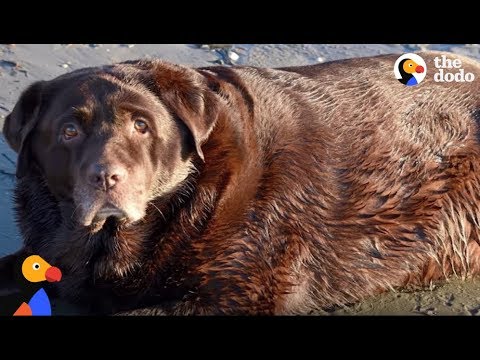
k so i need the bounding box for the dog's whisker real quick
[70,204,81,220]
[148,201,167,222]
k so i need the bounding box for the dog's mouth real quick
[94,204,127,221]
[92,203,128,227]
[88,203,128,231]
[74,189,147,230]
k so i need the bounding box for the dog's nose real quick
[87,163,126,191]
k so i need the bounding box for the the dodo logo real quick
[394,53,427,86]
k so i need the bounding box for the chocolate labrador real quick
[2,51,480,315]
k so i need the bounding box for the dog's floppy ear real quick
[149,63,219,162]
[2,81,44,178]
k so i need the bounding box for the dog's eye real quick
[134,119,148,134]
[63,124,79,140]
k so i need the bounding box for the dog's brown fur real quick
[3,51,480,315]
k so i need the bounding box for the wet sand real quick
[2,44,480,315]
[328,278,480,316]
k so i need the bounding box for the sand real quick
[2,43,480,315]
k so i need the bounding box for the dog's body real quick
[2,51,480,315]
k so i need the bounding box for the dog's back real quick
[201,52,480,312]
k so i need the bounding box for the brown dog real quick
[2,51,480,315]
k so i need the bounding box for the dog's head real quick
[3,61,219,229]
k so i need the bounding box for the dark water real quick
[0,132,18,256]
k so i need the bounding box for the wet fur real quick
[4,51,480,314]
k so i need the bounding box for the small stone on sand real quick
[228,51,239,62]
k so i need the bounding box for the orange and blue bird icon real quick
[398,58,425,86]
[13,255,62,316]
